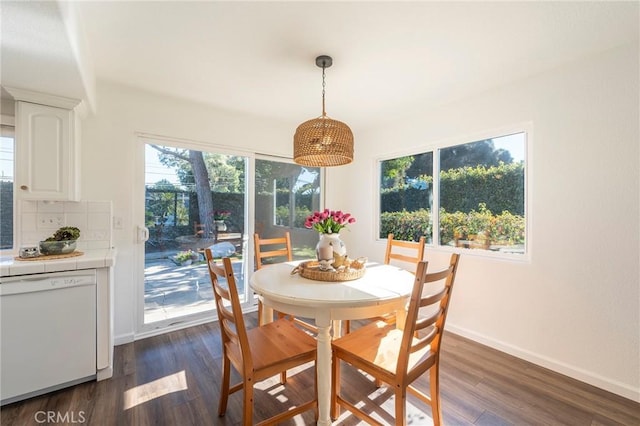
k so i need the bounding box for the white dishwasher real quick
[0,269,97,405]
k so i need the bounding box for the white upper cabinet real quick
[7,88,81,201]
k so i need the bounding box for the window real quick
[0,125,15,251]
[379,131,527,256]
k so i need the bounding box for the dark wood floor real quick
[2,313,639,425]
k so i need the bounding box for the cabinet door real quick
[15,101,79,201]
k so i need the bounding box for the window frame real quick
[375,123,531,261]
[0,115,16,255]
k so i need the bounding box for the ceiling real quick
[2,1,638,129]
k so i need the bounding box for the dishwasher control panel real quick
[0,270,97,296]
[49,275,95,288]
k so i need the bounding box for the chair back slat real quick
[397,254,460,378]
[419,286,448,307]
[257,248,290,259]
[411,326,438,353]
[415,308,441,331]
[424,267,454,283]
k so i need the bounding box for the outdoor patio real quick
[144,251,246,323]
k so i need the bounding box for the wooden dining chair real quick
[253,232,318,334]
[204,251,318,426]
[385,233,426,269]
[331,254,460,426]
[344,233,426,334]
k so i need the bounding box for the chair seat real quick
[226,319,317,379]
[332,320,434,378]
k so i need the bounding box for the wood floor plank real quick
[1,315,639,426]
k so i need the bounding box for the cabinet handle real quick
[20,185,28,190]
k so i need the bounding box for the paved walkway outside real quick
[144,255,245,323]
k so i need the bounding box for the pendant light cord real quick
[321,63,326,117]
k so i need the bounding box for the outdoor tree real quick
[440,139,512,171]
[381,156,414,189]
[189,150,215,235]
[404,139,513,180]
[150,146,215,236]
[255,161,316,194]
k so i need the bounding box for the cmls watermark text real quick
[35,411,86,424]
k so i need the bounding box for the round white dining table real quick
[249,261,415,426]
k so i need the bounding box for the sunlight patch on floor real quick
[333,387,433,425]
[123,370,188,410]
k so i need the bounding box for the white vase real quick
[214,220,227,232]
[316,233,346,262]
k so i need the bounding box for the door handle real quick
[137,226,149,243]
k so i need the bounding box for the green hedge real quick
[380,210,432,242]
[381,205,525,247]
[440,163,524,216]
[275,205,312,228]
[381,162,524,216]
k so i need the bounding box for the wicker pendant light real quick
[294,55,354,167]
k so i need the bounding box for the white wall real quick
[331,43,639,401]
[80,43,638,401]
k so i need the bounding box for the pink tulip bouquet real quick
[304,209,356,234]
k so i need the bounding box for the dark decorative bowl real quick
[39,240,77,255]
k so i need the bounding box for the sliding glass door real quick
[141,138,249,329]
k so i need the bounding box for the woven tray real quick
[15,251,84,261]
[291,260,366,282]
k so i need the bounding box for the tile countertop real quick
[0,248,117,277]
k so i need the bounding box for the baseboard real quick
[446,324,640,403]
[114,332,134,346]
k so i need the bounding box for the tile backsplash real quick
[19,200,113,251]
